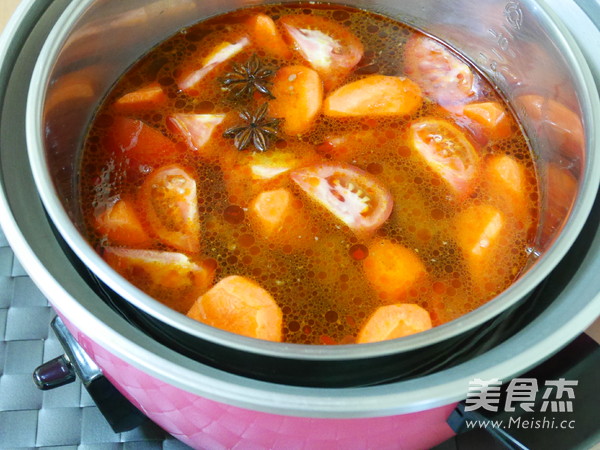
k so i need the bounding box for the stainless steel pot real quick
[23,0,600,385]
[0,1,599,447]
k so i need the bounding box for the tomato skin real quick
[139,164,200,253]
[168,113,226,155]
[403,33,474,107]
[542,163,577,246]
[279,15,363,90]
[103,247,215,313]
[104,117,180,168]
[177,37,250,93]
[290,163,393,235]
[407,118,480,197]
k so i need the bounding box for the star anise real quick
[223,103,282,152]
[221,54,275,99]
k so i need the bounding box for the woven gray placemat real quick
[0,227,192,449]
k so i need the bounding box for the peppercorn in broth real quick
[80,3,539,345]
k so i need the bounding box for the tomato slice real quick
[290,163,393,234]
[177,37,250,93]
[103,247,215,313]
[168,113,226,154]
[104,117,180,168]
[139,164,200,253]
[407,118,480,197]
[279,15,363,90]
[403,33,474,107]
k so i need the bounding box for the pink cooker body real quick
[57,311,456,449]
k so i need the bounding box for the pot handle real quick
[33,354,77,390]
[32,316,148,433]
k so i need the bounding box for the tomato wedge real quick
[177,37,250,93]
[104,117,180,168]
[139,164,200,253]
[407,118,480,197]
[543,163,577,246]
[404,33,474,107]
[168,113,226,154]
[103,247,215,313]
[279,15,363,90]
[291,163,393,235]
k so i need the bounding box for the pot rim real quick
[25,0,600,361]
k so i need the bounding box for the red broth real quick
[80,4,539,344]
